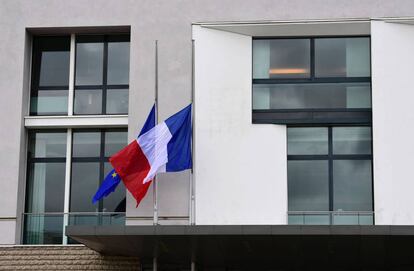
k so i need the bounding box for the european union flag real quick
[92,169,121,204]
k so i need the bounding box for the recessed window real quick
[30,36,70,115]
[24,129,128,244]
[74,35,130,115]
[252,37,371,124]
[287,126,373,225]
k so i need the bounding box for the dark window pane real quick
[74,89,102,114]
[333,160,372,211]
[70,162,100,212]
[107,42,130,85]
[106,88,128,114]
[29,132,67,158]
[102,162,126,212]
[30,90,68,115]
[288,161,329,211]
[253,83,371,110]
[315,38,370,77]
[72,131,101,157]
[24,214,63,244]
[104,131,128,157]
[253,39,310,79]
[288,128,328,155]
[39,51,70,86]
[32,36,70,87]
[26,163,66,213]
[75,42,103,85]
[333,127,372,154]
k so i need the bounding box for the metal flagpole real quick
[153,40,159,226]
[153,40,159,271]
[190,39,196,226]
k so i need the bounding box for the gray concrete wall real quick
[1,0,414,243]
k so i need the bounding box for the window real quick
[287,126,373,225]
[29,35,130,116]
[252,37,371,124]
[25,33,130,244]
[25,131,67,244]
[30,36,70,115]
[24,129,128,244]
[74,35,130,115]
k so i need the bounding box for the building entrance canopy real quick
[67,225,414,270]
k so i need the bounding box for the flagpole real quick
[190,39,196,225]
[153,40,159,226]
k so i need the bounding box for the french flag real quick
[110,104,192,206]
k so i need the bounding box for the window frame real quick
[252,35,372,125]
[74,34,130,115]
[287,124,374,224]
[30,35,71,116]
[70,128,127,213]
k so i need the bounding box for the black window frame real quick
[252,36,372,125]
[74,34,130,115]
[30,35,71,116]
[287,124,374,224]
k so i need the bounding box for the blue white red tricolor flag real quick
[92,105,156,204]
[110,104,192,206]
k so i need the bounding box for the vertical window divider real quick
[62,128,72,245]
[102,37,108,115]
[310,38,315,80]
[328,127,333,223]
[68,34,76,116]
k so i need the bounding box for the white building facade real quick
[1,0,414,269]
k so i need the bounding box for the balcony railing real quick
[287,211,374,225]
[22,212,125,245]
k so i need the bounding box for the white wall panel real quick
[371,21,414,225]
[193,26,287,225]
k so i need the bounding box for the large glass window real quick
[252,37,371,124]
[24,129,127,244]
[25,131,67,244]
[74,35,130,115]
[287,126,373,225]
[30,36,70,115]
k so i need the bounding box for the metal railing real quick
[22,212,125,245]
[287,211,374,225]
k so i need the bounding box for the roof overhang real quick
[67,225,414,269]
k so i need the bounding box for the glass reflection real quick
[29,132,67,158]
[74,89,103,114]
[253,83,371,110]
[288,160,329,211]
[70,162,100,212]
[288,128,328,155]
[333,127,372,155]
[333,160,372,211]
[30,90,68,115]
[253,39,310,79]
[104,131,127,157]
[106,88,128,114]
[75,42,104,85]
[315,38,370,77]
[107,42,130,85]
[72,131,101,157]
[39,51,70,86]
